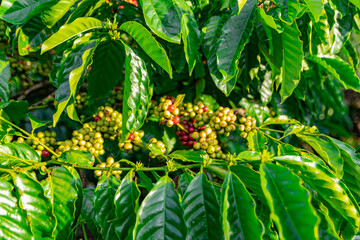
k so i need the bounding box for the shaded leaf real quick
[114,171,140,240]
[222,171,263,239]
[303,0,324,22]
[133,176,186,239]
[27,113,51,134]
[81,188,101,239]
[169,150,205,163]
[0,100,29,124]
[182,172,222,240]
[274,0,300,24]
[0,52,10,102]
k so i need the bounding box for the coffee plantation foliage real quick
[1,0,360,239]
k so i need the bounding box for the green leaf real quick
[87,40,125,99]
[236,151,261,161]
[114,171,140,240]
[169,150,205,162]
[303,0,324,22]
[137,171,154,192]
[296,134,343,178]
[247,130,268,152]
[119,21,173,78]
[260,71,275,105]
[94,175,121,240]
[41,166,81,239]
[278,22,303,102]
[18,17,54,56]
[27,113,51,134]
[260,163,319,240]
[0,142,40,167]
[53,39,99,126]
[257,8,282,33]
[308,55,360,91]
[202,15,236,96]
[274,0,300,24]
[41,0,78,28]
[230,165,266,203]
[281,124,304,139]
[81,188,101,239]
[182,172,222,239]
[0,181,33,239]
[0,51,10,102]
[59,150,94,167]
[133,176,186,239]
[177,172,193,197]
[181,13,201,75]
[162,128,176,154]
[13,172,56,239]
[121,43,153,140]
[221,171,263,239]
[0,100,29,124]
[349,0,360,10]
[216,0,257,82]
[0,0,57,25]
[262,115,301,126]
[141,0,181,43]
[328,137,360,201]
[275,157,360,230]
[41,17,103,53]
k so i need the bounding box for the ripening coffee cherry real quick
[42,149,50,158]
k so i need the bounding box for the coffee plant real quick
[1,0,360,239]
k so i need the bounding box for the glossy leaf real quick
[53,39,99,126]
[202,15,236,96]
[216,0,257,82]
[0,142,40,167]
[278,22,303,102]
[169,150,205,162]
[0,52,10,102]
[87,40,125,99]
[114,171,140,240]
[328,137,360,201]
[303,0,324,22]
[0,181,33,239]
[133,176,186,239]
[182,172,222,240]
[274,0,300,24]
[308,55,360,91]
[13,172,56,239]
[41,0,77,28]
[281,124,304,139]
[236,151,261,161]
[27,113,51,134]
[121,43,153,140]
[0,100,29,124]
[221,171,263,239]
[296,134,343,178]
[41,17,102,53]
[181,13,201,75]
[18,16,54,55]
[59,150,94,167]
[94,175,121,240]
[0,0,57,25]
[275,157,360,230]
[119,21,173,78]
[41,166,80,239]
[177,173,193,197]
[81,188,101,239]
[247,130,268,152]
[260,163,319,240]
[262,115,301,126]
[141,0,181,43]
[257,8,282,33]
[230,165,266,203]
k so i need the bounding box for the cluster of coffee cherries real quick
[105,86,123,106]
[75,92,89,110]
[238,116,257,138]
[0,21,6,42]
[94,157,122,179]
[147,138,167,158]
[152,96,181,127]
[209,107,237,136]
[176,120,197,148]
[18,131,57,158]
[179,102,210,122]
[92,106,123,140]
[118,130,144,154]
[191,127,227,159]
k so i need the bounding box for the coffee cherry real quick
[128,133,134,140]
[173,116,180,125]
[42,149,50,158]
[94,115,101,121]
